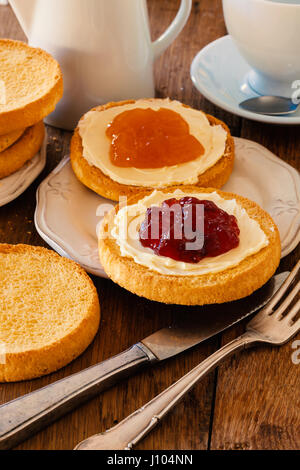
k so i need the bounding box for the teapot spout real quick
[9,0,36,38]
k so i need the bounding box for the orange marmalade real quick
[106,108,205,169]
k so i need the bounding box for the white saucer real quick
[0,136,47,207]
[191,35,300,125]
[35,138,300,278]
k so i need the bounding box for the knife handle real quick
[75,332,259,450]
[0,343,157,450]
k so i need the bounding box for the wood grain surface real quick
[0,0,299,450]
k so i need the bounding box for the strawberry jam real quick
[139,197,240,263]
[106,108,204,169]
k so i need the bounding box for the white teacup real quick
[223,0,300,98]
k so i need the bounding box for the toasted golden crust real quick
[99,187,281,306]
[0,39,63,135]
[70,100,235,201]
[0,244,100,382]
[0,128,25,152]
[0,121,45,179]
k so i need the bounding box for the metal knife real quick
[0,272,288,450]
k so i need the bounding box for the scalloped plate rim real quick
[0,134,47,207]
[233,137,300,257]
[35,155,108,278]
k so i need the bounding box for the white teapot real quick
[9,0,192,130]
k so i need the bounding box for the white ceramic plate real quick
[0,135,47,207]
[191,35,300,125]
[35,137,300,278]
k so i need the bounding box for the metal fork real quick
[75,261,300,450]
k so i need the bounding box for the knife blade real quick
[142,271,289,360]
[0,272,288,450]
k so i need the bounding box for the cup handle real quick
[152,0,192,60]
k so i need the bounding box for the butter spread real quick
[78,99,228,187]
[109,190,269,276]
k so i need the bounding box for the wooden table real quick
[0,0,299,451]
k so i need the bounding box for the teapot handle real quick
[152,0,192,60]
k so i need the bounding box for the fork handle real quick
[0,343,157,450]
[75,332,258,450]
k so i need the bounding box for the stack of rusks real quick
[0,39,63,179]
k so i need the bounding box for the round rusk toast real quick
[0,128,25,153]
[0,39,63,135]
[0,121,45,179]
[70,100,235,201]
[99,187,281,306]
[0,245,100,382]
